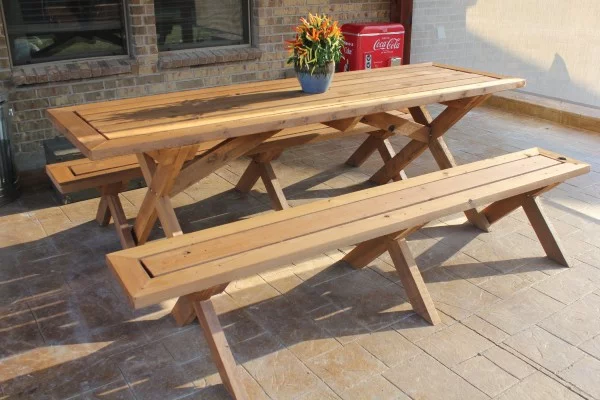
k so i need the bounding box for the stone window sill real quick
[159,47,262,69]
[12,58,135,86]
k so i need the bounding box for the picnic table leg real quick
[386,237,441,325]
[369,99,493,231]
[346,131,407,181]
[133,147,195,245]
[235,150,289,210]
[481,184,569,267]
[186,291,247,400]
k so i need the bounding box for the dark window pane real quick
[2,0,127,66]
[155,0,250,51]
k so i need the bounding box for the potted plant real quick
[286,14,344,94]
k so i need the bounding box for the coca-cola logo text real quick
[373,38,401,51]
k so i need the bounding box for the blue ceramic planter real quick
[296,62,335,94]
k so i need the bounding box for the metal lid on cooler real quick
[340,23,405,36]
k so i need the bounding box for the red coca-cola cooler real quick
[338,23,405,72]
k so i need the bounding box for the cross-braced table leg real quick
[235,150,289,210]
[369,95,492,231]
[133,147,195,245]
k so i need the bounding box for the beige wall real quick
[410,0,600,108]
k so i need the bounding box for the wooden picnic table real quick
[47,62,525,249]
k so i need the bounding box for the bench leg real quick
[96,195,112,226]
[172,283,229,327]
[192,298,248,400]
[482,186,569,267]
[96,182,127,226]
[342,225,422,268]
[386,237,441,325]
[101,183,136,249]
[522,196,569,266]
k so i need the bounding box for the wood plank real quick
[171,131,279,196]
[259,162,290,211]
[430,95,491,139]
[370,139,428,184]
[96,194,111,226]
[522,195,570,267]
[409,105,433,126]
[105,193,136,249]
[342,225,421,268]
[428,135,491,231]
[377,138,407,181]
[235,161,261,193]
[361,112,430,142]
[171,283,229,326]
[88,78,524,159]
[141,155,565,277]
[322,116,362,132]
[46,123,379,194]
[125,160,586,308]
[97,75,496,137]
[85,68,462,128]
[116,148,545,259]
[72,63,439,115]
[133,148,190,244]
[387,237,441,325]
[433,62,511,79]
[482,184,558,225]
[193,299,248,399]
[346,132,391,167]
[46,110,107,159]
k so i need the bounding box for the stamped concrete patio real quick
[1,105,599,400]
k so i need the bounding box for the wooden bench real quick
[46,121,390,228]
[106,148,588,399]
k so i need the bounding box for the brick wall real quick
[1,0,389,173]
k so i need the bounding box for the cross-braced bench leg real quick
[343,226,440,325]
[95,181,128,226]
[386,237,441,325]
[100,182,136,249]
[235,151,289,210]
[183,288,248,400]
[342,225,423,268]
[482,185,569,267]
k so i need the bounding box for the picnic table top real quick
[47,62,525,160]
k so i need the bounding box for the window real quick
[2,0,127,66]
[155,0,250,51]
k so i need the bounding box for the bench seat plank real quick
[107,148,589,309]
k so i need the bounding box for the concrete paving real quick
[0,105,599,399]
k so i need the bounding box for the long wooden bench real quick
[46,121,390,226]
[106,148,588,399]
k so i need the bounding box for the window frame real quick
[154,0,253,53]
[1,0,131,68]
